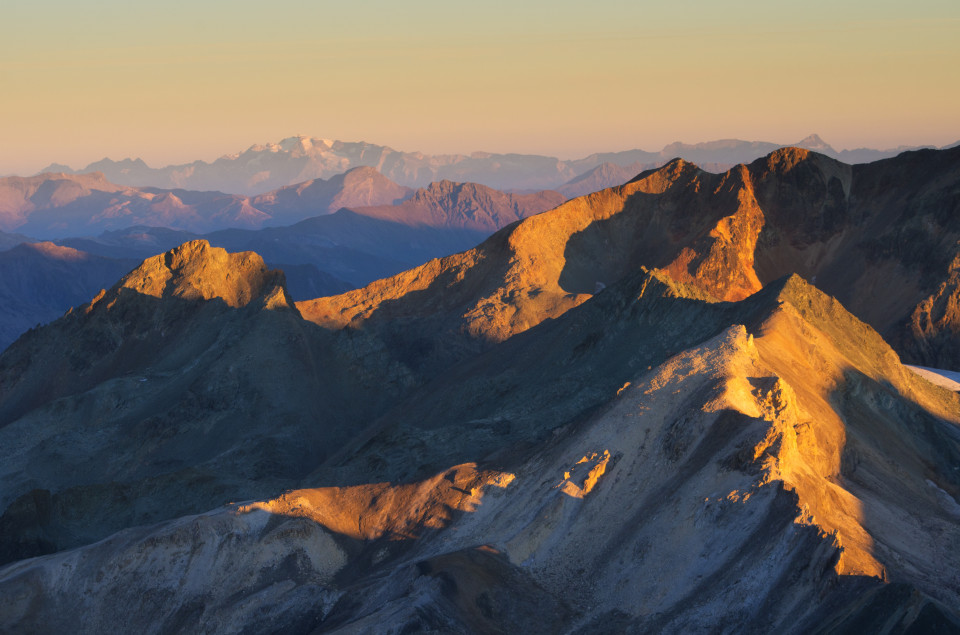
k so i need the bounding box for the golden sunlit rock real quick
[237,464,515,541]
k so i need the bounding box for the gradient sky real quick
[2,0,959,174]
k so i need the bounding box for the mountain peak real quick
[794,133,833,152]
[760,146,815,172]
[115,240,293,310]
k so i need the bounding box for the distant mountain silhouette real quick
[0,167,416,237]
[37,134,935,194]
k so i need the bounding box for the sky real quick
[1,0,959,175]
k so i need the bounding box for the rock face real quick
[0,172,562,349]
[2,146,960,632]
[906,252,960,369]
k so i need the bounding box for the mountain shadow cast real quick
[823,366,960,627]
[303,270,799,491]
[207,210,493,288]
[0,285,424,565]
[319,227,519,376]
[556,173,741,296]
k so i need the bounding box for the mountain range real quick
[0,172,564,351]
[300,146,960,370]
[0,167,410,237]
[37,134,938,195]
[0,146,958,632]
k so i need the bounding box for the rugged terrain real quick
[0,242,410,564]
[1,146,959,633]
[300,146,960,369]
[0,246,957,633]
[0,173,562,350]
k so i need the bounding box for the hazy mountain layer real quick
[557,161,649,198]
[0,173,563,351]
[52,180,563,288]
[0,242,135,352]
[39,134,931,194]
[0,229,33,251]
[0,167,415,238]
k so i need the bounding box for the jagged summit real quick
[0,241,298,425]
[31,134,927,196]
[112,239,293,310]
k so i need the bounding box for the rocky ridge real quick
[299,146,960,369]
[0,256,957,632]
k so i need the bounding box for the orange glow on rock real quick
[236,463,515,541]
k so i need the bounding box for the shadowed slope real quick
[0,241,409,563]
[2,147,960,631]
[303,271,960,630]
[2,270,957,633]
[0,242,135,351]
[0,240,294,422]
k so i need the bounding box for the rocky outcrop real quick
[905,250,960,369]
[0,241,407,563]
